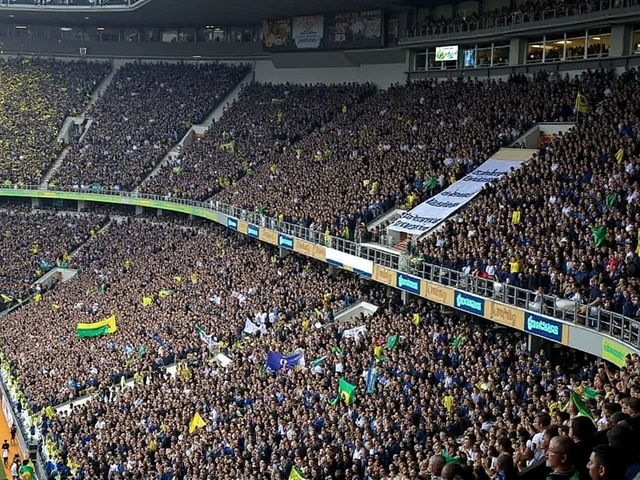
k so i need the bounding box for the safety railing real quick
[0,0,144,7]
[3,184,640,352]
[400,0,640,40]
[412,262,640,349]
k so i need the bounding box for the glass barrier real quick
[4,185,640,351]
[400,0,640,40]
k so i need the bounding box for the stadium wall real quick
[254,57,407,89]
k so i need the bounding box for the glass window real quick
[565,30,586,59]
[144,29,159,42]
[492,44,509,65]
[526,38,544,63]
[544,33,565,61]
[99,27,120,42]
[477,46,492,67]
[633,28,640,54]
[415,50,427,71]
[587,27,610,57]
[123,29,141,42]
[427,50,437,70]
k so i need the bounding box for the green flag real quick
[452,335,463,348]
[606,193,617,209]
[338,378,356,405]
[591,226,607,247]
[386,334,398,350]
[138,344,146,357]
[583,386,598,400]
[76,324,109,338]
[310,356,327,367]
[426,177,437,190]
[571,391,594,419]
[331,346,343,356]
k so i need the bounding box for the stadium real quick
[0,0,639,479]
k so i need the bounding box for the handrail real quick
[0,0,148,9]
[400,0,640,42]
[2,184,639,353]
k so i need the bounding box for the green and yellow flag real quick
[76,315,117,338]
[576,93,589,114]
[289,466,306,480]
[339,378,356,406]
[142,296,154,307]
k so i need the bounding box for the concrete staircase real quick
[39,64,119,188]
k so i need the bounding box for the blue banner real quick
[396,273,420,295]
[278,234,294,250]
[247,224,259,238]
[454,291,485,316]
[524,313,563,343]
[227,217,238,230]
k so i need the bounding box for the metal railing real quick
[3,184,640,352]
[0,0,144,7]
[401,0,640,40]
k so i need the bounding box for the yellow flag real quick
[142,296,153,307]
[190,273,198,284]
[1,294,12,304]
[34,293,42,303]
[412,313,420,326]
[615,148,624,164]
[512,210,521,225]
[189,412,206,434]
[636,229,640,256]
[576,93,588,114]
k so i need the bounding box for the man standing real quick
[2,439,9,467]
[545,436,580,480]
[587,445,625,480]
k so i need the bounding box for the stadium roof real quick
[3,0,411,28]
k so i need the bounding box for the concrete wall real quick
[254,59,407,88]
[457,1,480,17]
[483,0,511,11]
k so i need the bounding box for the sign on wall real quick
[324,10,383,49]
[292,16,324,49]
[262,18,292,51]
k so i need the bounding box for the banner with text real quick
[324,10,383,50]
[388,158,524,235]
[292,16,324,49]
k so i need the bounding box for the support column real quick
[509,37,525,65]
[135,206,143,216]
[31,198,40,209]
[157,208,163,217]
[279,247,290,259]
[401,290,409,304]
[610,24,632,57]
[77,200,85,212]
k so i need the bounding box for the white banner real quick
[388,158,524,235]
[343,325,367,343]
[243,318,261,335]
[292,16,324,49]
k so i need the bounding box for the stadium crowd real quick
[214,72,575,239]
[406,0,613,37]
[31,260,640,480]
[412,67,640,321]
[0,208,107,312]
[0,58,110,186]
[52,63,248,190]
[144,82,376,200]
[0,219,360,412]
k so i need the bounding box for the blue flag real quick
[266,351,305,371]
[366,359,377,394]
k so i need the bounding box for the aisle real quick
[0,406,17,480]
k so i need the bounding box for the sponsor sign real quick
[292,15,324,49]
[602,338,634,368]
[388,158,525,235]
[324,10,383,50]
[373,265,396,287]
[421,281,454,307]
[278,234,294,250]
[454,291,485,316]
[259,229,278,245]
[311,244,326,262]
[293,239,313,257]
[488,301,524,328]
[524,313,563,343]
[237,220,248,235]
[396,273,421,295]
[227,217,238,230]
[247,224,260,238]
